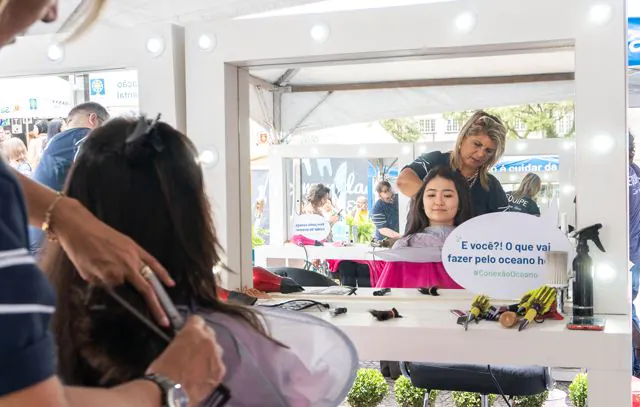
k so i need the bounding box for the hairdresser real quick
[0,1,225,407]
[396,110,509,217]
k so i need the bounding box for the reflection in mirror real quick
[249,48,576,295]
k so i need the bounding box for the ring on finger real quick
[140,264,154,280]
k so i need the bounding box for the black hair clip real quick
[330,307,348,317]
[418,286,439,296]
[126,113,164,153]
[373,288,391,297]
[369,308,403,321]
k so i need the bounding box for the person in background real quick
[303,183,339,225]
[629,132,640,377]
[3,137,32,176]
[47,118,64,144]
[27,119,48,169]
[0,1,225,407]
[349,195,369,224]
[397,110,508,217]
[371,180,401,241]
[30,102,110,252]
[506,173,542,216]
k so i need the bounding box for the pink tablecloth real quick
[375,261,462,289]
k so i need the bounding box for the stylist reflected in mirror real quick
[396,111,508,218]
[506,173,542,216]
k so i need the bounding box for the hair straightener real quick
[106,271,231,406]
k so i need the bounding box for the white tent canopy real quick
[248,47,576,135]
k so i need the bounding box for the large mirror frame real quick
[185,0,627,316]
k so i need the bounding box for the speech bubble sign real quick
[293,214,331,241]
[442,212,572,298]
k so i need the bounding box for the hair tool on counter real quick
[518,286,556,331]
[369,308,403,321]
[106,269,231,406]
[373,288,391,296]
[330,307,348,317]
[464,295,490,331]
[417,286,439,296]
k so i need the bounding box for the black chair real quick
[399,362,552,407]
[268,267,338,287]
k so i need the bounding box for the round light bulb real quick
[591,133,615,154]
[455,12,476,33]
[47,43,64,62]
[358,147,367,156]
[509,174,518,182]
[595,263,616,282]
[589,3,613,25]
[197,34,216,51]
[310,147,319,156]
[197,148,219,170]
[543,173,550,181]
[402,145,412,155]
[562,185,575,195]
[310,23,330,43]
[516,141,527,152]
[562,140,575,150]
[146,37,165,56]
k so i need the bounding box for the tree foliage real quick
[444,102,575,140]
[380,118,422,142]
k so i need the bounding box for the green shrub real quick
[347,368,389,407]
[569,373,588,407]
[452,391,497,407]
[512,391,549,407]
[394,376,438,407]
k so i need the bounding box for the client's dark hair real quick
[404,165,473,236]
[44,116,275,387]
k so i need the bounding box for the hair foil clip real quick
[369,307,403,321]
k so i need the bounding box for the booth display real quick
[186,0,629,404]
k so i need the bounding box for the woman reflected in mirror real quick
[393,165,473,250]
[506,172,542,216]
[396,110,508,217]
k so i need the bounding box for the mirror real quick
[248,47,576,294]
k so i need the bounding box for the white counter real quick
[260,288,631,406]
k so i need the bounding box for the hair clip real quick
[418,286,439,296]
[126,113,164,152]
[369,308,403,321]
[373,288,391,297]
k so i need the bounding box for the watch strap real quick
[142,373,175,407]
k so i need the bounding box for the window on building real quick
[446,119,460,133]
[419,119,436,137]
[555,113,574,136]
[514,118,526,132]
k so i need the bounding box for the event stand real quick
[185,0,631,404]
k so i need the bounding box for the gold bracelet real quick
[42,192,65,242]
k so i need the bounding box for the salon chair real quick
[269,267,338,287]
[399,362,551,407]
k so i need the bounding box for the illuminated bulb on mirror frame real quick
[402,145,412,155]
[589,3,613,25]
[358,147,367,156]
[509,174,518,182]
[562,184,575,195]
[595,263,616,282]
[516,141,527,152]
[146,37,165,56]
[197,148,219,170]
[562,140,575,150]
[47,43,64,62]
[197,34,217,52]
[543,173,550,181]
[455,12,476,33]
[310,23,330,43]
[591,134,615,154]
[310,147,319,156]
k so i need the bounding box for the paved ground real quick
[340,361,572,407]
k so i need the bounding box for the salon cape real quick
[185,306,358,407]
[374,225,454,263]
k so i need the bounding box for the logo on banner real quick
[29,99,37,111]
[293,214,331,241]
[90,79,106,96]
[442,212,572,299]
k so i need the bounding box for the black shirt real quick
[404,151,508,217]
[506,192,541,216]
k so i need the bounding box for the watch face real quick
[168,385,190,407]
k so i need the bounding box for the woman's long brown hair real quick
[43,117,277,387]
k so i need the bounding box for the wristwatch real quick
[142,374,190,407]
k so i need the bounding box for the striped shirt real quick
[0,159,56,396]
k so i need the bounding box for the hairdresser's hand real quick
[147,316,226,405]
[55,197,175,327]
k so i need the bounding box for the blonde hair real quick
[0,0,106,43]
[450,110,507,190]
[3,137,28,163]
[512,173,542,201]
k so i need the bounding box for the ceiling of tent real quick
[248,48,576,133]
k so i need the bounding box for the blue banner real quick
[491,155,559,173]
[630,18,640,67]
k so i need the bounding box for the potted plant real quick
[452,391,497,407]
[512,391,549,407]
[569,373,588,407]
[394,376,438,406]
[347,368,389,407]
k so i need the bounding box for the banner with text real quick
[630,17,640,67]
[293,214,331,241]
[442,212,572,298]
